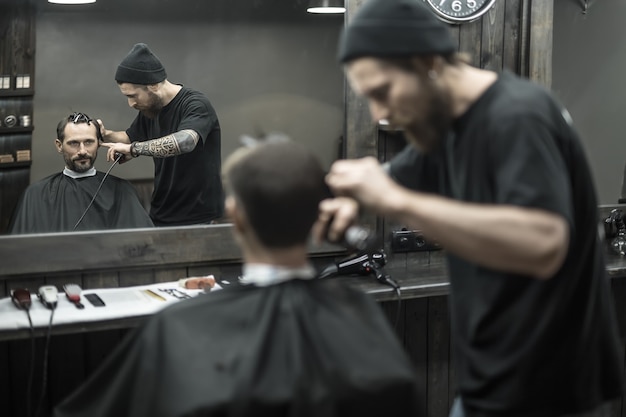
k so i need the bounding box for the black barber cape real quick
[9,171,154,233]
[54,279,420,417]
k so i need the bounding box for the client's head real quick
[56,112,103,173]
[222,139,327,251]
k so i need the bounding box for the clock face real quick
[425,0,496,24]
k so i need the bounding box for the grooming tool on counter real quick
[143,289,167,302]
[38,285,58,309]
[84,293,106,307]
[11,288,32,310]
[178,276,216,290]
[63,283,85,309]
[158,288,192,300]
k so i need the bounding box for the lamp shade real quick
[307,0,345,14]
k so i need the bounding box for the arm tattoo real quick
[133,129,200,158]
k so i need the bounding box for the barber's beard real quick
[140,92,165,119]
[404,83,453,153]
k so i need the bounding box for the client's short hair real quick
[223,140,327,248]
[57,112,103,143]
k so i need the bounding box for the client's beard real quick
[66,154,95,173]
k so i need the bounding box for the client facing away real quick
[53,140,420,417]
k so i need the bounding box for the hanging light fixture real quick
[48,0,96,4]
[307,0,345,14]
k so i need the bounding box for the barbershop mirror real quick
[4,0,345,235]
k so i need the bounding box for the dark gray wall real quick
[553,0,626,204]
[32,0,344,182]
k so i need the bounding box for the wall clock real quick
[424,0,497,24]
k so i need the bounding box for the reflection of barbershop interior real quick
[2,0,626,416]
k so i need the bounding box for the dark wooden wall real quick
[0,0,35,234]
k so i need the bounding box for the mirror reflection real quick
[5,0,345,234]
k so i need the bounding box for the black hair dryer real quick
[604,209,626,255]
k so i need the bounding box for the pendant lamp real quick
[48,0,96,4]
[307,0,345,14]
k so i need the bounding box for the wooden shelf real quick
[0,126,34,134]
[0,161,31,169]
[0,89,34,97]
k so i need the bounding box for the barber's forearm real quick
[131,129,199,158]
[386,191,569,280]
[103,130,130,144]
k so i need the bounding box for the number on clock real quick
[425,0,496,24]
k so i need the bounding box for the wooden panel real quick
[481,0,505,71]
[427,296,451,417]
[84,329,129,375]
[0,165,29,233]
[0,0,34,234]
[8,337,42,417]
[0,341,9,412]
[155,266,188,283]
[119,269,154,287]
[46,273,82,291]
[458,19,482,68]
[0,3,11,77]
[48,334,86,412]
[528,0,553,87]
[83,270,119,290]
[0,0,35,82]
[503,0,522,73]
[379,298,405,338]
[0,131,31,156]
[404,297,429,417]
[9,0,35,81]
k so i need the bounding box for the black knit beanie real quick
[337,0,456,63]
[115,43,167,85]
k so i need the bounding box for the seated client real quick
[53,140,420,417]
[9,112,153,233]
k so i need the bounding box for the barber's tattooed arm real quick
[131,129,199,158]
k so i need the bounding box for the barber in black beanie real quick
[313,0,624,416]
[100,43,224,226]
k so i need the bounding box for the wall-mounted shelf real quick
[0,161,31,170]
[0,126,34,134]
[0,89,34,97]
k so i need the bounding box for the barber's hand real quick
[312,196,359,245]
[100,142,132,164]
[326,156,399,213]
[96,119,110,142]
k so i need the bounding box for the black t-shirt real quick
[127,86,224,226]
[390,71,623,416]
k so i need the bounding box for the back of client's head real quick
[223,140,326,248]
